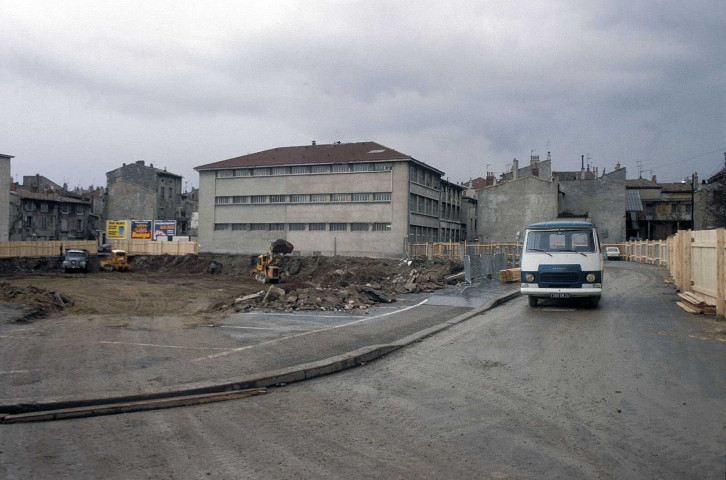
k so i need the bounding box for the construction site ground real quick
[0,255,518,405]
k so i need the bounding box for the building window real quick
[645,203,654,217]
[373,192,392,201]
[291,166,309,175]
[250,223,267,231]
[232,223,248,231]
[310,194,329,203]
[23,202,34,211]
[60,204,70,214]
[372,163,392,171]
[217,170,233,178]
[77,219,83,230]
[40,203,48,212]
[253,168,271,177]
[351,193,370,202]
[75,204,84,215]
[311,165,331,173]
[234,169,251,177]
[351,223,369,232]
[289,194,307,203]
[216,196,232,205]
[251,196,267,204]
[331,193,351,202]
[351,163,370,172]
[270,195,286,203]
[169,188,173,199]
[289,223,306,231]
[160,187,165,198]
[308,223,326,231]
[332,164,348,173]
[271,167,288,176]
[268,223,285,231]
[25,216,33,228]
[372,223,391,232]
[233,196,249,204]
[40,217,47,229]
[330,223,347,231]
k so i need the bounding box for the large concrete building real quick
[104,160,184,230]
[0,153,13,242]
[195,142,459,257]
[476,157,627,243]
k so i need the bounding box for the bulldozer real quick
[100,249,130,272]
[252,240,293,284]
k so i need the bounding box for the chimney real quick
[512,158,519,180]
[651,174,657,183]
[532,163,539,177]
[312,140,316,146]
[486,171,495,186]
[530,154,539,167]
[692,171,698,187]
[136,160,145,166]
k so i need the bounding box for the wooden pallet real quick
[499,268,521,283]
[677,292,716,315]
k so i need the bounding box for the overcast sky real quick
[1,1,724,190]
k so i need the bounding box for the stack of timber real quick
[676,292,716,315]
[499,268,521,283]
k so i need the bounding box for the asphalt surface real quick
[0,279,515,404]
[1,262,723,479]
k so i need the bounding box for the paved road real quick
[1,262,724,479]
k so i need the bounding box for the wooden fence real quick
[612,229,725,317]
[409,242,522,266]
[110,240,198,256]
[0,240,98,258]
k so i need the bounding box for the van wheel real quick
[528,296,538,307]
[588,296,600,308]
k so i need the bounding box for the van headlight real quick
[586,273,596,282]
[525,273,535,282]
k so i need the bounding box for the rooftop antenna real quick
[636,161,644,178]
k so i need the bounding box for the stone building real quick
[0,153,13,242]
[625,176,695,240]
[498,153,552,183]
[104,160,183,228]
[475,157,627,243]
[9,176,95,241]
[194,141,461,257]
[694,155,725,230]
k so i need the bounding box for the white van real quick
[520,221,603,307]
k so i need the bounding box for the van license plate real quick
[549,293,570,298]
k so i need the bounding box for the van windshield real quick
[526,229,596,253]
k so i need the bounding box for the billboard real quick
[130,220,152,240]
[106,220,129,240]
[153,220,177,240]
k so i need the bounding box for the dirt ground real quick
[0,254,462,322]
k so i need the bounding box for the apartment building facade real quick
[0,153,12,242]
[195,142,450,257]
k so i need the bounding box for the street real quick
[1,262,724,479]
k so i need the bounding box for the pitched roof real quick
[195,142,412,171]
[12,188,90,204]
[463,177,489,189]
[661,182,694,193]
[625,178,660,188]
[626,189,643,211]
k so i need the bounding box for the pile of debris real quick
[218,257,462,313]
[0,282,74,321]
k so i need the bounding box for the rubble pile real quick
[0,282,74,321]
[218,256,462,313]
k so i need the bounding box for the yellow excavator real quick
[252,240,293,284]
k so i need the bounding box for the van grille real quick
[540,272,579,283]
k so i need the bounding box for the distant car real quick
[63,249,89,273]
[605,247,621,260]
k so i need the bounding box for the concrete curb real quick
[0,290,521,420]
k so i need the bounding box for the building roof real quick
[706,166,725,184]
[660,182,694,193]
[0,153,14,159]
[626,189,643,212]
[463,177,489,189]
[527,221,595,230]
[625,178,660,188]
[107,161,182,178]
[12,188,90,205]
[195,142,414,171]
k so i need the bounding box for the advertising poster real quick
[130,220,152,240]
[153,220,177,240]
[106,220,129,240]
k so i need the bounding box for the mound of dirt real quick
[0,282,74,322]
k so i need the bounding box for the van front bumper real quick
[521,285,602,297]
